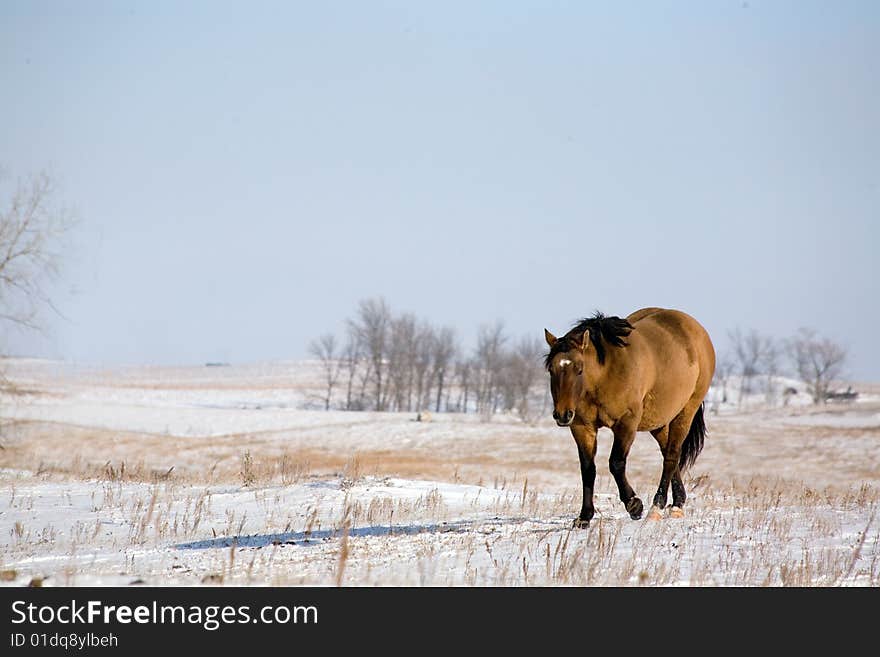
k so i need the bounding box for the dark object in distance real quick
[826,386,858,403]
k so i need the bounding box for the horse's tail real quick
[679,402,706,472]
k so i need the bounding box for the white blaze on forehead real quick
[558,358,572,368]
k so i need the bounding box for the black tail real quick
[679,402,706,472]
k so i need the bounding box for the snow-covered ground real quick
[1,359,878,586]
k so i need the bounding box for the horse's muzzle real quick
[553,409,574,426]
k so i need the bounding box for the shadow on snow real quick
[173,520,476,551]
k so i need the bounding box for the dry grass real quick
[2,470,877,586]
[7,416,876,494]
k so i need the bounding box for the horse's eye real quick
[576,366,583,375]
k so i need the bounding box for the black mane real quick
[544,312,634,370]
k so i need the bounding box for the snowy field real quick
[1,358,878,586]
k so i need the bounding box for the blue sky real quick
[1,1,878,378]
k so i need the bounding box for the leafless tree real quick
[354,351,373,410]
[309,333,341,410]
[762,338,780,405]
[503,336,545,423]
[712,352,735,406]
[0,170,75,333]
[453,357,474,413]
[411,321,434,412]
[430,326,457,412]
[474,321,507,420]
[348,297,391,411]
[787,328,847,404]
[341,328,363,410]
[729,328,774,406]
[386,312,416,411]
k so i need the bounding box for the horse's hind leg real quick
[610,417,643,520]
[647,425,670,520]
[650,407,698,519]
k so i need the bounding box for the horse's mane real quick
[544,312,634,370]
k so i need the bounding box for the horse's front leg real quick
[610,416,643,520]
[570,424,597,528]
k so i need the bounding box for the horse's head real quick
[544,313,634,427]
[543,328,590,427]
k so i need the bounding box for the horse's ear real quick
[544,329,557,348]
[579,329,591,352]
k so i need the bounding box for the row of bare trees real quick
[309,298,548,421]
[717,328,848,406]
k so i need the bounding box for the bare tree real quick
[503,336,545,423]
[729,328,773,406]
[431,326,457,412]
[354,350,373,410]
[348,297,391,411]
[453,356,474,413]
[474,321,507,420]
[763,338,780,405]
[712,352,735,406]
[411,321,433,412]
[787,328,847,404]
[309,333,341,410]
[386,312,416,411]
[0,170,75,332]
[341,328,363,410]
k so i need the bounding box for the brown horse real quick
[543,307,715,527]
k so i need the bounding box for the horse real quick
[543,307,715,527]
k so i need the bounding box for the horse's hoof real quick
[646,506,663,521]
[668,506,684,519]
[572,518,590,529]
[626,497,643,520]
